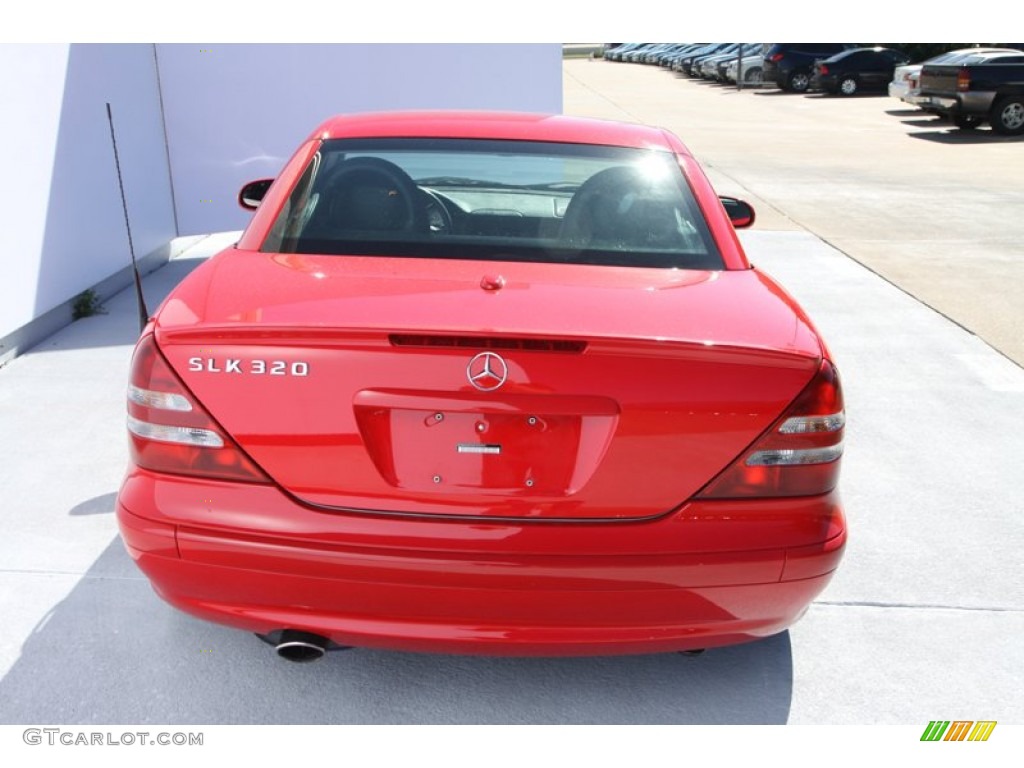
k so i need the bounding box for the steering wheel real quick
[420,187,454,234]
[319,156,428,234]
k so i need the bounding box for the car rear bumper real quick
[889,82,908,99]
[925,92,996,116]
[117,468,846,656]
[813,74,836,92]
[927,96,959,113]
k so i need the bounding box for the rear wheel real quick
[953,114,983,130]
[787,70,811,93]
[746,66,763,86]
[990,96,1024,136]
[838,76,858,96]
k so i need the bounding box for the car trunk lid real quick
[154,249,822,521]
[919,64,961,96]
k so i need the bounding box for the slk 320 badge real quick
[187,358,310,376]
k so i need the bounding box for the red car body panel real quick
[152,252,822,520]
[119,470,844,655]
[117,111,846,656]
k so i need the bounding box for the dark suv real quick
[763,43,856,92]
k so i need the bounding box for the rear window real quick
[261,138,723,270]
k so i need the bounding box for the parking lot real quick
[566,56,1024,366]
[0,56,1021,726]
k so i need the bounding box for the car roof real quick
[927,47,1020,63]
[953,51,1024,65]
[829,46,897,59]
[307,111,688,155]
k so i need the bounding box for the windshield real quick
[261,138,723,270]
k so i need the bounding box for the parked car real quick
[763,43,856,92]
[603,44,629,61]
[643,43,681,64]
[725,54,765,85]
[689,43,741,78]
[663,43,707,70]
[919,50,1024,132]
[675,43,733,75]
[625,44,662,63]
[604,43,647,62]
[657,43,699,67]
[890,47,1022,111]
[117,111,846,661]
[704,44,762,82]
[812,47,910,96]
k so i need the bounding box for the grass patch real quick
[72,289,106,320]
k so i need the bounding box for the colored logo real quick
[921,721,997,742]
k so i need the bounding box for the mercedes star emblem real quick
[467,351,508,392]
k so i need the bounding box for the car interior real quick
[262,142,722,269]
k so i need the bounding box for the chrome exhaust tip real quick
[274,630,329,663]
[256,629,353,661]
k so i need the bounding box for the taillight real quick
[957,69,970,92]
[698,360,844,498]
[126,335,270,483]
[769,53,784,62]
[819,64,829,76]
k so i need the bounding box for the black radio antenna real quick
[106,102,149,332]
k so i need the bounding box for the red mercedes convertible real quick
[117,111,846,661]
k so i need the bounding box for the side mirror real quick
[719,196,756,229]
[238,179,274,211]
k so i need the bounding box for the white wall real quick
[0,44,177,343]
[0,43,561,349]
[0,45,69,344]
[156,44,563,235]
